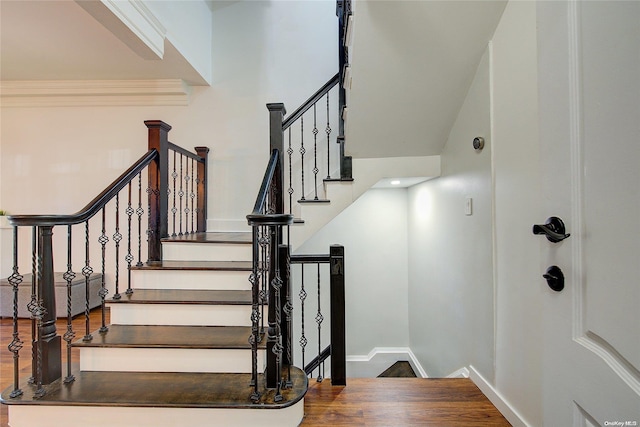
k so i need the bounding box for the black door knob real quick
[533,216,571,243]
[543,265,564,292]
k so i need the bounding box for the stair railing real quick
[4,120,208,399]
[268,75,352,220]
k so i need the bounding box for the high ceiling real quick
[0,0,206,83]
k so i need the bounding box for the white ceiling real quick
[0,0,204,83]
[347,1,507,159]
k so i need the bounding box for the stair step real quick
[161,232,252,262]
[108,289,256,326]
[2,368,307,427]
[73,325,265,373]
[131,261,252,290]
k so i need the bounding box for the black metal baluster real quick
[299,264,307,370]
[113,194,122,300]
[178,154,184,236]
[98,208,109,333]
[125,182,134,295]
[184,157,190,234]
[300,117,306,201]
[171,150,178,237]
[190,158,196,233]
[63,225,76,383]
[136,172,144,269]
[312,103,319,200]
[315,263,324,382]
[249,226,261,403]
[34,231,46,398]
[82,220,93,342]
[326,92,332,179]
[287,128,294,215]
[27,227,36,384]
[8,226,24,398]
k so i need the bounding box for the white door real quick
[537,1,640,425]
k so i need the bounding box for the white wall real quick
[297,189,410,362]
[407,49,494,378]
[0,0,337,227]
[490,2,542,425]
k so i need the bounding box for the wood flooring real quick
[1,312,510,426]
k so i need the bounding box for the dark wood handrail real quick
[247,149,294,227]
[8,149,158,227]
[305,345,331,375]
[168,141,205,162]
[282,73,340,130]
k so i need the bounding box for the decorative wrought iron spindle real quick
[178,154,184,235]
[125,182,134,295]
[171,150,178,237]
[184,157,190,233]
[315,263,324,382]
[300,116,306,201]
[113,194,122,300]
[34,232,45,398]
[249,226,261,402]
[136,172,144,269]
[326,92,332,179]
[299,264,307,368]
[98,208,109,333]
[8,226,24,398]
[82,220,93,342]
[312,104,319,200]
[190,158,196,233]
[28,227,36,384]
[287,128,294,215]
[63,225,76,383]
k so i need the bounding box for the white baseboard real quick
[346,347,428,378]
[468,365,529,427]
[207,219,251,233]
[446,366,470,378]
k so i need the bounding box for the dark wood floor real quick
[1,312,510,426]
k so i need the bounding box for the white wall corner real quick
[468,365,530,427]
[75,0,166,60]
[446,367,470,378]
[0,80,191,107]
[346,347,428,378]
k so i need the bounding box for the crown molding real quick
[0,79,191,107]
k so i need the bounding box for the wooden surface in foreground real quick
[301,377,511,426]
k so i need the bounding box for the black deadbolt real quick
[543,265,564,292]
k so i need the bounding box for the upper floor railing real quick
[4,121,208,399]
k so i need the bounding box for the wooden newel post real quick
[195,146,209,233]
[279,244,292,366]
[330,244,346,386]
[145,120,171,264]
[266,103,286,216]
[36,226,62,384]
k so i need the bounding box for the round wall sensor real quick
[473,137,485,151]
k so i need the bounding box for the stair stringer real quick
[290,155,441,250]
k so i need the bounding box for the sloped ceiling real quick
[0,0,206,84]
[347,1,507,158]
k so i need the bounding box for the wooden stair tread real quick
[131,260,252,271]
[161,232,251,244]
[72,325,264,349]
[1,368,307,409]
[297,199,330,204]
[109,289,253,305]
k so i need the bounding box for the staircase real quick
[3,232,307,427]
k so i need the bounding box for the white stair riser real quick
[109,304,252,326]
[8,400,304,427]
[131,269,250,290]
[162,243,252,262]
[79,348,265,373]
